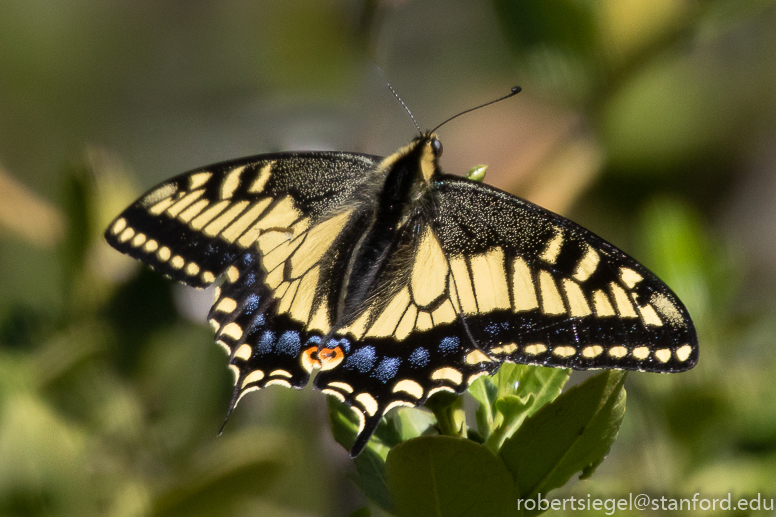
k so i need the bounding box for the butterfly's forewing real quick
[428,175,698,372]
[105,151,380,288]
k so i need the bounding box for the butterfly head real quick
[413,131,442,183]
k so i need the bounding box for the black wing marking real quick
[428,175,698,373]
[105,151,380,288]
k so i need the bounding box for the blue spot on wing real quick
[243,272,257,288]
[408,347,430,368]
[345,346,376,372]
[371,357,401,383]
[247,313,266,333]
[257,330,275,355]
[438,336,460,355]
[277,331,301,356]
[242,294,261,314]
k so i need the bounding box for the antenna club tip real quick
[511,86,522,94]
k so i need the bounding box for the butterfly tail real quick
[349,411,384,458]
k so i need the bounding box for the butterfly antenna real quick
[431,86,522,133]
[386,81,422,136]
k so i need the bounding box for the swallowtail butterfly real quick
[105,89,698,457]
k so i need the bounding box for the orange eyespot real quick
[300,344,345,372]
[319,346,345,371]
[301,346,321,373]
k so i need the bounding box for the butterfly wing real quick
[428,174,699,372]
[105,151,380,288]
[105,151,381,394]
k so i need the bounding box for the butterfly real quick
[105,90,698,457]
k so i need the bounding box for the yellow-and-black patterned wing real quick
[428,175,698,372]
[105,151,381,394]
[105,151,379,288]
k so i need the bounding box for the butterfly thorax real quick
[335,133,441,328]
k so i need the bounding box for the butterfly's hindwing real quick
[209,248,318,395]
[315,320,501,455]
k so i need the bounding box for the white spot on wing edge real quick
[524,344,546,355]
[675,344,692,362]
[392,379,424,399]
[118,227,135,243]
[111,218,127,235]
[355,392,379,416]
[553,346,576,358]
[430,367,463,385]
[221,322,243,341]
[233,343,252,360]
[581,345,603,358]
[608,346,627,358]
[328,381,353,393]
[632,346,650,360]
[241,370,265,388]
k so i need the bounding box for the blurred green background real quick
[1,1,775,515]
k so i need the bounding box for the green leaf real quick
[514,366,571,419]
[495,394,533,423]
[499,371,627,513]
[477,364,570,451]
[390,406,435,442]
[425,390,466,438]
[469,374,498,437]
[349,509,371,517]
[386,436,516,517]
[327,397,394,513]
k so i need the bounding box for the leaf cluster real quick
[330,364,627,517]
